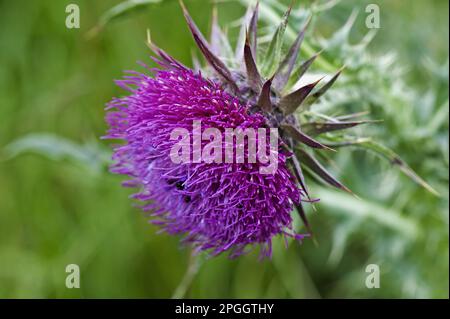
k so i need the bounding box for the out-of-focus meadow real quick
[0,0,448,298]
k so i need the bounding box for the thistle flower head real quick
[105,1,372,257]
[106,55,304,257]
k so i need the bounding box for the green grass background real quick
[0,0,448,298]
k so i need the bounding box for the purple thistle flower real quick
[106,55,305,257]
[104,1,366,257]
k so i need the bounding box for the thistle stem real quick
[171,249,202,299]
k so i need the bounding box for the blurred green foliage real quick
[0,0,448,298]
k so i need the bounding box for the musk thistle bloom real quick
[105,1,374,257]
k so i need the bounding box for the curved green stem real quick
[171,249,202,299]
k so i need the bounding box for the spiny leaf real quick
[180,0,239,93]
[241,0,336,72]
[304,67,344,106]
[356,140,440,196]
[256,78,273,112]
[248,1,259,60]
[302,120,381,136]
[281,124,335,151]
[272,16,311,92]
[289,154,310,200]
[244,35,262,92]
[278,78,322,114]
[262,4,292,76]
[297,149,352,193]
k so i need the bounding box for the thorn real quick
[349,190,361,200]
[146,29,151,45]
[316,75,326,83]
[212,4,218,20]
[179,0,186,12]
[303,14,312,29]
[324,145,337,152]
[341,184,356,197]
